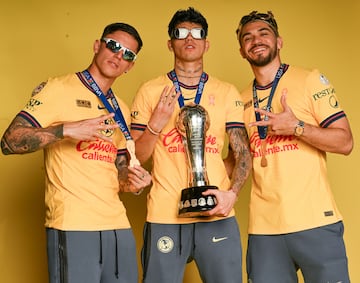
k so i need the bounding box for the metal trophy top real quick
[176,103,210,187]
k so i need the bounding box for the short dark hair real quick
[168,7,208,38]
[101,22,143,53]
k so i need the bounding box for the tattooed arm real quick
[1,115,63,155]
[202,127,252,217]
[116,154,152,194]
[227,127,252,196]
[1,112,121,155]
[223,145,235,178]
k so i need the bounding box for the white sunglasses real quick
[172,28,206,39]
[101,37,137,62]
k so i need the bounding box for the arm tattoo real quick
[1,115,63,155]
[227,127,252,196]
[31,82,47,97]
[116,154,131,193]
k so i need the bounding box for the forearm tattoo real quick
[227,127,252,195]
[1,116,63,155]
[116,155,131,192]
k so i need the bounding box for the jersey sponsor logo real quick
[235,100,243,107]
[249,132,299,158]
[183,96,195,101]
[25,98,43,112]
[211,236,228,243]
[76,139,117,163]
[163,128,220,155]
[97,104,106,110]
[157,236,174,253]
[324,211,334,217]
[76,99,91,108]
[329,95,339,109]
[312,87,335,101]
[244,99,252,111]
[258,95,269,104]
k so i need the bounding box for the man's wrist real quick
[229,188,239,198]
[55,124,64,139]
[147,123,161,135]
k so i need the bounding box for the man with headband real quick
[131,7,251,283]
[235,10,353,283]
[1,23,151,283]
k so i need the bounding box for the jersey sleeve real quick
[306,69,346,128]
[19,79,62,128]
[225,84,245,130]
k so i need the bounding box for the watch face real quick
[295,121,304,136]
[295,127,304,135]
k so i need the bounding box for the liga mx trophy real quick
[176,103,218,217]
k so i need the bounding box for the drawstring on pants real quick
[179,224,182,255]
[114,230,119,279]
[99,230,119,279]
[99,231,103,264]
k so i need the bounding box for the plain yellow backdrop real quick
[0,0,359,282]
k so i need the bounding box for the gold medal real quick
[126,139,140,167]
[260,140,268,167]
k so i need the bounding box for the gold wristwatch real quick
[294,120,305,137]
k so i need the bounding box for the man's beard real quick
[246,45,278,67]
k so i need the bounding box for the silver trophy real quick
[176,103,218,217]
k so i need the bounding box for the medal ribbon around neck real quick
[168,70,207,107]
[252,63,287,167]
[81,70,140,166]
[82,70,131,140]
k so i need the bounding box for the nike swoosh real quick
[258,96,269,103]
[212,236,228,243]
[98,105,106,110]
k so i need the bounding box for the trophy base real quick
[178,185,218,218]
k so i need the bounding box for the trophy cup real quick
[176,104,218,217]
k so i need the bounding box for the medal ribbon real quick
[168,70,207,107]
[252,63,287,166]
[82,70,132,140]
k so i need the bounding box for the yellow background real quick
[0,0,359,282]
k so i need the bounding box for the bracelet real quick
[147,124,161,135]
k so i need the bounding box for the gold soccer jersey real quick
[131,74,244,224]
[241,66,345,234]
[20,73,131,230]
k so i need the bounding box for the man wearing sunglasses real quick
[235,11,353,283]
[1,23,151,283]
[130,7,251,283]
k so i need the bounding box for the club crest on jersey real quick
[157,236,174,253]
[131,111,139,119]
[101,118,115,137]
